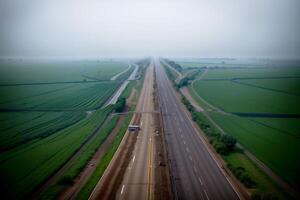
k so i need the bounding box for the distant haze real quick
[0,0,299,58]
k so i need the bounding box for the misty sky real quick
[0,0,299,58]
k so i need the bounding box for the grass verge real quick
[75,113,133,200]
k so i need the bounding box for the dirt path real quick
[29,112,113,199]
[57,85,138,200]
[57,109,128,200]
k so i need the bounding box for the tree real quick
[221,134,237,151]
[115,97,126,112]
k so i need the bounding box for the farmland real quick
[189,65,300,188]
[162,58,300,199]
[0,59,134,199]
[174,58,300,69]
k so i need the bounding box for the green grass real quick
[0,60,128,84]
[203,67,300,80]
[39,78,139,199]
[40,115,120,200]
[238,78,300,96]
[193,80,300,114]
[0,59,137,199]
[76,113,133,200]
[223,152,291,200]
[189,66,300,188]
[0,105,114,199]
[0,111,85,150]
[209,112,300,186]
[0,82,118,111]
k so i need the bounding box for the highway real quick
[89,61,155,200]
[115,61,155,200]
[155,58,239,200]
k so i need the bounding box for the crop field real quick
[0,60,128,84]
[174,58,300,69]
[190,66,300,187]
[0,59,132,198]
[0,82,118,111]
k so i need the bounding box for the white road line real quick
[193,165,197,172]
[186,147,190,152]
[204,190,210,200]
[180,134,183,138]
[198,177,203,185]
[189,155,193,161]
[183,140,186,145]
[141,120,143,127]
[121,184,125,194]
[132,155,135,163]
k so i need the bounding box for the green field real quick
[175,58,300,69]
[193,80,300,114]
[0,59,133,199]
[0,60,128,84]
[0,82,118,111]
[190,67,300,187]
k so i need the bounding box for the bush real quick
[191,112,198,121]
[220,134,237,151]
[178,77,189,87]
[115,97,126,112]
[213,141,227,155]
[228,165,256,188]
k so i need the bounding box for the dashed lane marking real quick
[198,177,203,185]
[204,190,210,200]
[121,184,125,194]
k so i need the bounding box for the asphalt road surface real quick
[155,58,239,200]
[115,61,155,200]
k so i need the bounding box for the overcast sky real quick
[0,0,299,58]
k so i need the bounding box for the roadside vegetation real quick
[75,58,149,199]
[0,59,133,199]
[191,68,300,187]
[162,58,297,200]
[76,112,133,199]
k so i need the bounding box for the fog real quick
[0,0,299,58]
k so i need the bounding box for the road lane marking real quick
[198,177,203,185]
[180,134,183,138]
[186,147,190,152]
[189,155,193,161]
[132,155,135,163]
[141,120,143,127]
[193,165,197,172]
[204,190,210,200]
[183,140,186,145]
[121,184,125,194]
